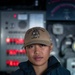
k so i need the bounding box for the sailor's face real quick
[26,44,52,66]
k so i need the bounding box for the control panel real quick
[46,1,75,75]
[46,21,75,75]
[0,11,75,75]
[47,0,75,20]
[0,11,45,72]
[67,58,75,75]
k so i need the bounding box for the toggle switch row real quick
[6,49,26,55]
[6,38,24,44]
[6,60,19,67]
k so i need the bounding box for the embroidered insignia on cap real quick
[31,29,40,39]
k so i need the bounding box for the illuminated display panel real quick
[47,0,75,20]
[18,14,28,20]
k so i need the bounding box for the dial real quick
[47,0,75,20]
[52,23,64,35]
[18,21,27,29]
[72,42,75,52]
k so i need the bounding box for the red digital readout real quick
[15,38,24,44]
[6,38,24,44]
[6,49,26,55]
[19,49,26,54]
[6,49,18,55]
[6,60,19,67]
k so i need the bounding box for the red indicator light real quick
[6,60,10,65]
[11,38,15,43]
[6,50,9,54]
[9,60,13,67]
[15,38,19,44]
[19,38,24,44]
[6,38,11,44]
[22,50,26,54]
[10,49,18,55]
[13,14,17,18]
[13,60,19,66]
[9,50,14,55]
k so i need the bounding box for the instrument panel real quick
[0,11,45,72]
[0,1,75,75]
[47,0,75,20]
[46,21,75,75]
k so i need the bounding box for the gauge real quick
[18,21,27,29]
[72,42,75,52]
[60,36,72,56]
[52,23,64,35]
[47,0,75,20]
[60,34,75,57]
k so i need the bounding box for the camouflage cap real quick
[24,27,52,47]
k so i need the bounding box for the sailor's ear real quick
[50,43,53,50]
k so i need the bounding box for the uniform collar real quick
[19,56,60,74]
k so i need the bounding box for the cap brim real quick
[25,40,51,47]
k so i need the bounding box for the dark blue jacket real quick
[11,56,71,75]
